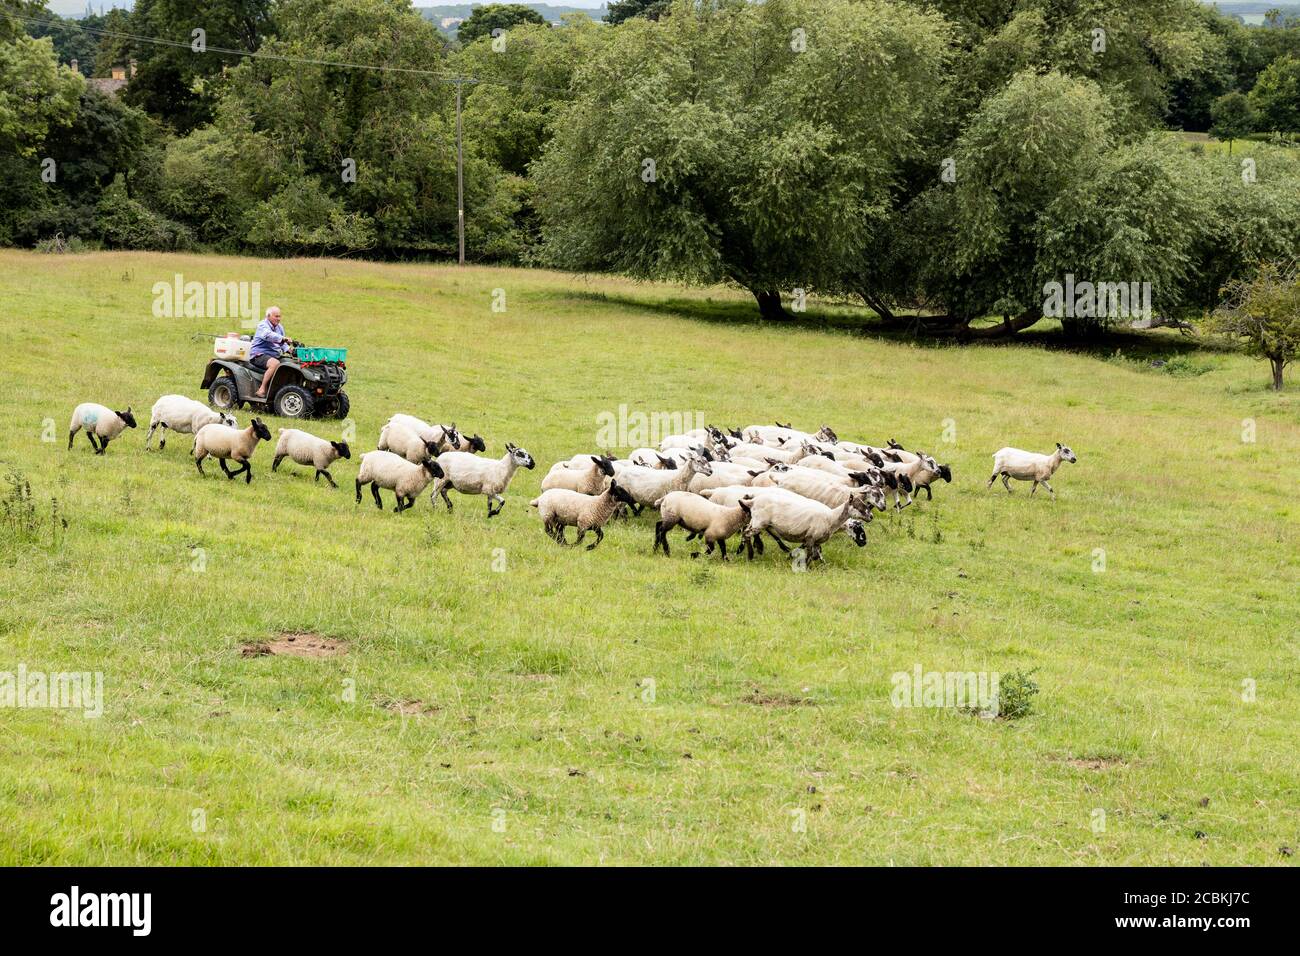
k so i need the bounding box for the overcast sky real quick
[46,0,607,14]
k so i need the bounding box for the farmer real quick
[250,306,290,398]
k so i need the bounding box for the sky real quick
[45,0,608,14]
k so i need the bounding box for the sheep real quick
[385,414,462,454]
[727,439,827,465]
[144,395,234,451]
[355,451,445,512]
[742,423,837,445]
[68,403,136,455]
[272,428,351,487]
[793,455,854,478]
[627,448,682,469]
[770,467,887,513]
[743,493,870,563]
[193,418,272,482]
[653,491,754,560]
[611,451,712,514]
[432,443,535,517]
[686,461,764,495]
[988,443,1076,498]
[881,454,942,509]
[449,430,487,453]
[530,480,638,549]
[378,420,443,464]
[541,455,616,495]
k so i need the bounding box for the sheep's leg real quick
[273,454,284,472]
[67,427,78,450]
[572,528,587,547]
[717,539,728,561]
[487,495,504,518]
[145,422,157,448]
[242,461,253,484]
[1030,481,1038,496]
[195,455,206,476]
[157,423,167,450]
[1042,479,1055,500]
[766,531,792,554]
[922,485,932,500]
[986,469,999,489]
[219,458,235,479]
[95,436,110,456]
[86,432,100,452]
[630,503,643,518]
[555,525,569,545]
[371,484,384,510]
[317,469,337,488]
[439,486,454,512]
[355,479,364,504]
[585,527,603,551]
[1001,474,1013,494]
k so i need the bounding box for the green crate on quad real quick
[295,347,347,363]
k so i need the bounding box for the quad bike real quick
[201,340,350,419]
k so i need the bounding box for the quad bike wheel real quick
[208,375,239,411]
[274,385,315,419]
[332,391,350,420]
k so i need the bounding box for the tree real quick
[1208,260,1300,389]
[1249,55,1300,133]
[534,0,952,318]
[605,0,670,25]
[0,32,82,157]
[457,5,546,47]
[1210,91,1256,153]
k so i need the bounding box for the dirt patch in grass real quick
[741,688,815,708]
[375,696,438,716]
[1058,755,1128,771]
[241,632,348,659]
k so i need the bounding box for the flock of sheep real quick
[67,398,1078,565]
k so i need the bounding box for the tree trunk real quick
[753,289,792,320]
[1271,355,1285,390]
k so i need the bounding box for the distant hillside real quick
[418,4,608,35]
[1202,2,1300,24]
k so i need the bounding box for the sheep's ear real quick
[1056,442,1062,449]
[747,470,761,477]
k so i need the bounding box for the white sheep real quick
[610,451,712,513]
[743,492,870,563]
[145,395,234,451]
[385,414,462,454]
[770,467,886,513]
[686,461,763,495]
[193,418,273,482]
[272,428,352,487]
[988,443,1077,498]
[68,403,137,455]
[378,420,442,464]
[541,455,616,495]
[432,443,535,517]
[653,491,754,560]
[355,450,445,512]
[530,480,638,549]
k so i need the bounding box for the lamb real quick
[272,428,352,487]
[743,493,870,563]
[653,491,754,560]
[988,443,1076,498]
[612,451,712,513]
[432,443,535,517]
[378,420,443,464]
[145,395,234,451]
[355,450,445,512]
[530,480,638,550]
[541,455,616,495]
[68,403,137,455]
[385,414,462,454]
[193,418,272,482]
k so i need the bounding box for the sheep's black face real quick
[938,464,952,482]
[728,428,743,439]
[444,427,460,449]
[424,440,441,457]
[117,408,137,428]
[887,439,902,450]
[332,441,352,460]
[252,418,271,441]
[221,413,237,428]
[422,458,445,478]
[898,474,913,492]
[1057,443,1077,463]
[610,482,636,507]
[846,520,867,547]
[866,452,884,467]
[659,456,678,470]
[593,455,615,477]
[468,434,486,453]
[818,425,838,443]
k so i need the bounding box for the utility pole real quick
[455,76,465,266]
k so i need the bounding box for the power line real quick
[1,11,576,95]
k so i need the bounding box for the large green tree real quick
[534,0,952,318]
[457,4,546,47]
[1249,54,1300,132]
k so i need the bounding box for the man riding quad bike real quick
[200,307,350,419]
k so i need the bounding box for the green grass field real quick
[1,250,1297,865]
